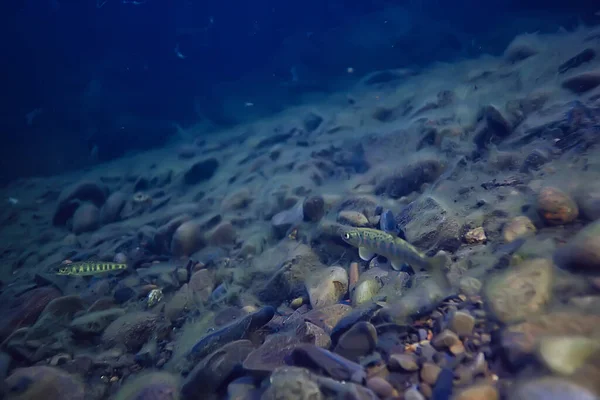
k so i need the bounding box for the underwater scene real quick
[3,1,600,399]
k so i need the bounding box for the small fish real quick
[340,228,446,273]
[56,262,127,276]
[147,288,163,308]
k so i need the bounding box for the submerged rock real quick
[303,196,325,222]
[262,367,322,400]
[187,306,275,363]
[4,366,84,400]
[53,181,107,226]
[182,340,255,397]
[114,371,179,400]
[170,219,206,257]
[0,287,61,342]
[305,266,348,309]
[396,195,462,253]
[537,336,600,375]
[510,377,597,400]
[375,160,444,199]
[503,216,536,243]
[71,203,100,234]
[101,312,167,352]
[554,219,600,272]
[256,242,325,307]
[537,187,579,225]
[243,335,300,373]
[70,308,126,335]
[562,70,600,94]
[183,158,219,185]
[501,312,600,367]
[485,258,553,324]
[100,191,127,224]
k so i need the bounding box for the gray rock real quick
[375,159,444,199]
[396,196,462,253]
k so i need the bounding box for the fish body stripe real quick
[56,262,127,276]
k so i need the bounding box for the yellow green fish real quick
[56,262,127,276]
[340,228,447,273]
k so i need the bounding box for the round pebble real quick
[420,362,441,386]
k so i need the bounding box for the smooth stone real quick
[420,362,441,386]
[449,310,475,337]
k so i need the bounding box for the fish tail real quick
[428,251,451,288]
[429,252,448,271]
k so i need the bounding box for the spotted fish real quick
[56,262,127,276]
[340,228,447,273]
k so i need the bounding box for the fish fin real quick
[390,259,402,271]
[358,247,375,261]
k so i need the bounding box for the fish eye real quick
[344,233,351,239]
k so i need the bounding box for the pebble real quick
[367,377,397,398]
[432,329,461,350]
[503,216,536,242]
[389,353,419,372]
[455,384,499,400]
[464,227,487,244]
[449,310,475,337]
[420,362,441,386]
